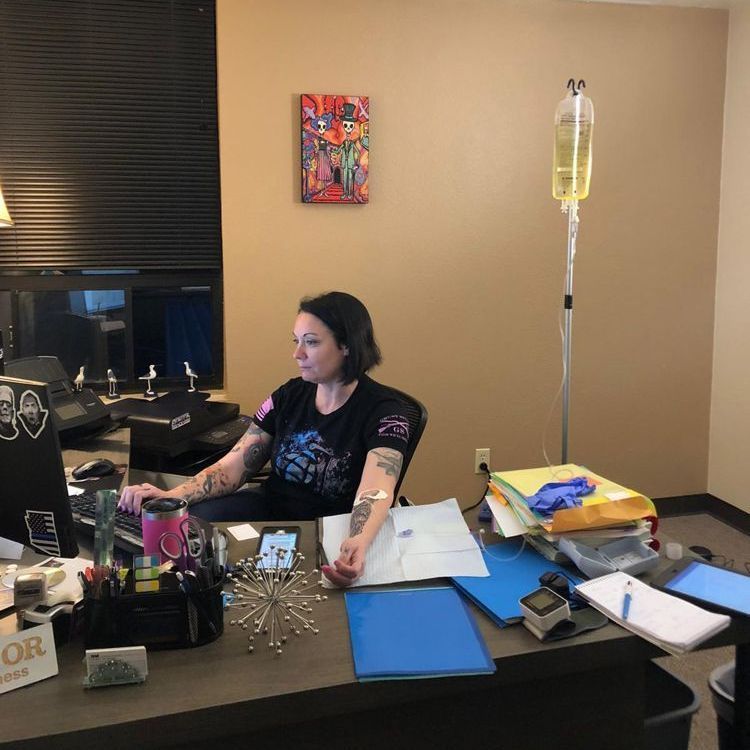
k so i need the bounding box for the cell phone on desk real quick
[256,526,301,569]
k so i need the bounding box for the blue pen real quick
[622,580,633,620]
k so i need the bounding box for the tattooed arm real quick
[117,423,273,515]
[321,446,404,587]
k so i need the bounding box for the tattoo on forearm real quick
[349,489,389,537]
[350,501,373,536]
[372,449,403,478]
[181,465,237,505]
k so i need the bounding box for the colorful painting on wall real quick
[301,94,369,204]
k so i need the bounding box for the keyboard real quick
[69,491,144,552]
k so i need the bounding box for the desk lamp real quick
[552,79,594,463]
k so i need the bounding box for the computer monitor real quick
[0,375,79,557]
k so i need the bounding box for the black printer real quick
[5,355,112,443]
[109,390,251,473]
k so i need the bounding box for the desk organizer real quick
[84,572,224,650]
[559,536,659,579]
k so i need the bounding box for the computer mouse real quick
[72,458,117,480]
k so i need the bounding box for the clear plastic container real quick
[559,536,659,578]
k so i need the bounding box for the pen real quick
[622,580,633,620]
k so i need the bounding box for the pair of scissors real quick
[158,517,206,572]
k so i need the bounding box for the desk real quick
[2,523,749,750]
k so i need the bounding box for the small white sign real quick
[0,622,58,694]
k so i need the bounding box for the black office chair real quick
[376,383,429,505]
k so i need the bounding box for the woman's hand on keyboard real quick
[117,483,175,515]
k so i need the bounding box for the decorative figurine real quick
[183,361,198,393]
[225,548,326,656]
[138,364,157,398]
[73,366,85,392]
[106,368,120,399]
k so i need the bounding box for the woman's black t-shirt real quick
[252,376,410,518]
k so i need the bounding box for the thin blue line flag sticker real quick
[25,510,61,557]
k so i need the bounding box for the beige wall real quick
[709,2,750,512]
[216,0,727,507]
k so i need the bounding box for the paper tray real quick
[560,536,659,578]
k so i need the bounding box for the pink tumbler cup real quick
[141,498,189,563]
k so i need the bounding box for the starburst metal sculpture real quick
[225,547,326,655]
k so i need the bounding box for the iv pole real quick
[561,199,578,464]
[556,77,591,465]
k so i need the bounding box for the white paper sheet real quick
[227,523,260,541]
[486,494,527,537]
[0,536,24,560]
[322,513,403,587]
[321,498,488,588]
[401,548,488,580]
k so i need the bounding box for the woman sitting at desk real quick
[117,291,410,587]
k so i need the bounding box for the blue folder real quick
[344,587,496,681]
[452,541,582,626]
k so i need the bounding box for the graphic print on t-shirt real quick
[274,429,353,498]
[377,414,410,443]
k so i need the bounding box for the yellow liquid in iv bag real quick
[553,92,594,201]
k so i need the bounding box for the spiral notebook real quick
[575,571,730,655]
[344,587,495,681]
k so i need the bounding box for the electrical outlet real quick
[474,448,491,474]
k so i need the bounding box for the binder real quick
[452,540,582,626]
[344,587,495,680]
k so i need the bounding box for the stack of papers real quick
[575,571,731,655]
[321,498,489,588]
[488,464,656,537]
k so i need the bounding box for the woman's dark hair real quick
[299,291,382,384]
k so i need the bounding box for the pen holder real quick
[84,572,224,650]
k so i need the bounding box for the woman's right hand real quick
[117,483,175,516]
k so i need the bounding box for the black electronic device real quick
[256,526,301,570]
[4,355,111,443]
[0,375,79,557]
[652,557,750,617]
[72,458,117,480]
[109,391,240,460]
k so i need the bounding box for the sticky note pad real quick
[134,555,160,568]
[134,568,160,580]
[135,580,160,593]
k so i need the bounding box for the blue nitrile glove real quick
[526,477,595,515]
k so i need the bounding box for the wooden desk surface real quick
[2,523,748,750]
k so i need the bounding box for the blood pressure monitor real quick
[519,586,571,640]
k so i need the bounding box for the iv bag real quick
[553,88,594,201]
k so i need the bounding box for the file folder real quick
[452,541,582,626]
[344,587,496,681]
